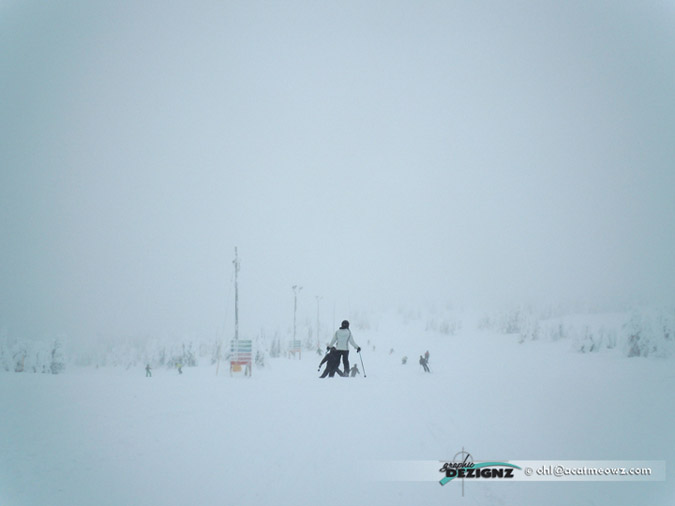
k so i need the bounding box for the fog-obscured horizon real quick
[2,1,674,342]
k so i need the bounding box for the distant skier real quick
[318,347,344,378]
[145,364,152,377]
[349,364,360,377]
[329,320,361,376]
[424,350,430,363]
[419,355,430,373]
[177,363,183,375]
[401,356,408,365]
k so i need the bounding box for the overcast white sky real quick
[1,1,674,341]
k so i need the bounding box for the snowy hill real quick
[1,309,673,505]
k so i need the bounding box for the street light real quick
[315,295,322,350]
[292,285,303,341]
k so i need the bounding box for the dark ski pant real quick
[320,365,344,378]
[337,350,350,375]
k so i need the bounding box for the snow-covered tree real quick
[623,309,674,358]
[50,339,65,374]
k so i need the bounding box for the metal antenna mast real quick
[233,247,240,342]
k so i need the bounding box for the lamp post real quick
[292,285,303,341]
[315,295,322,350]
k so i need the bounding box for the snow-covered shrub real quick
[478,309,524,334]
[547,322,568,341]
[577,327,599,353]
[528,316,620,354]
[0,336,63,373]
[622,309,674,358]
[477,314,494,331]
[13,342,28,372]
[166,342,198,368]
[397,306,421,324]
[50,339,66,374]
[183,342,197,367]
[575,325,618,353]
[255,350,266,367]
[425,317,462,336]
[501,308,527,334]
[0,344,9,372]
[210,341,222,365]
[269,334,282,358]
[479,307,534,335]
[478,307,534,336]
[518,316,540,343]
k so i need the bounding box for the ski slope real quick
[1,315,673,505]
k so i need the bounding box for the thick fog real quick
[1,1,674,342]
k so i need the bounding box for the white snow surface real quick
[1,315,673,505]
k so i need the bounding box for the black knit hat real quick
[341,320,350,329]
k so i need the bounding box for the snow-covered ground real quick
[1,313,673,505]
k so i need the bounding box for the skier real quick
[401,356,408,365]
[318,347,344,378]
[145,364,152,377]
[349,364,360,377]
[177,363,183,375]
[328,320,361,376]
[424,350,430,363]
[419,355,430,373]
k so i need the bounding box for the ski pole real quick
[358,350,366,378]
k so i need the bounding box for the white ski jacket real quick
[329,328,359,351]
